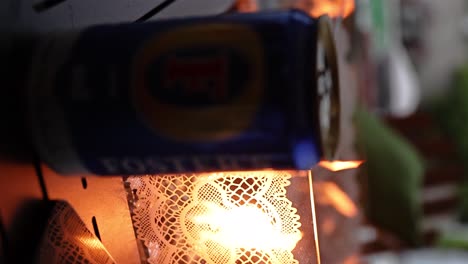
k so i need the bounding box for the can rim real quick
[314,16,340,160]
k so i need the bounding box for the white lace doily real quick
[127,171,302,264]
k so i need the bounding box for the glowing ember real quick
[309,0,355,18]
[318,160,363,172]
[315,182,358,217]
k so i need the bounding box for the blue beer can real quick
[28,10,340,175]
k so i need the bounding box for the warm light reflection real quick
[344,254,361,264]
[193,203,302,251]
[322,216,337,235]
[315,182,358,217]
[318,160,363,172]
[309,0,355,18]
[308,171,322,264]
[75,235,106,250]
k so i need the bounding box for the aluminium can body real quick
[28,10,339,175]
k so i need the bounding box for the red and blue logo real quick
[132,24,265,141]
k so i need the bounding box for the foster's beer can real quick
[28,10,340,175]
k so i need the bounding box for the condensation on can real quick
[27,10,340,175]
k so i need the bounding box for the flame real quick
[193,203,302,251]
[309,0,355,18]
[315,182,358,217]
[318,160,363,172]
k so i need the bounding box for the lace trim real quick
[37,201,115,264]
[127,171,302,264]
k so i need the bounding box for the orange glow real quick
[344,254,361,264]
[182,171,304,263]
[129,171,312,264]
[318,160,363,172]
[315,182,358,217]
[235,0,258,12]
[309,0,355,18]
[193,203,302,251]
[322,217,337,235]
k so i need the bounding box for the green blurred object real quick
[355,108,424,246]
[433,65,468,168]
[432,65,468,222]
[460,184,468,222]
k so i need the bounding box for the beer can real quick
[27,10,340,175]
